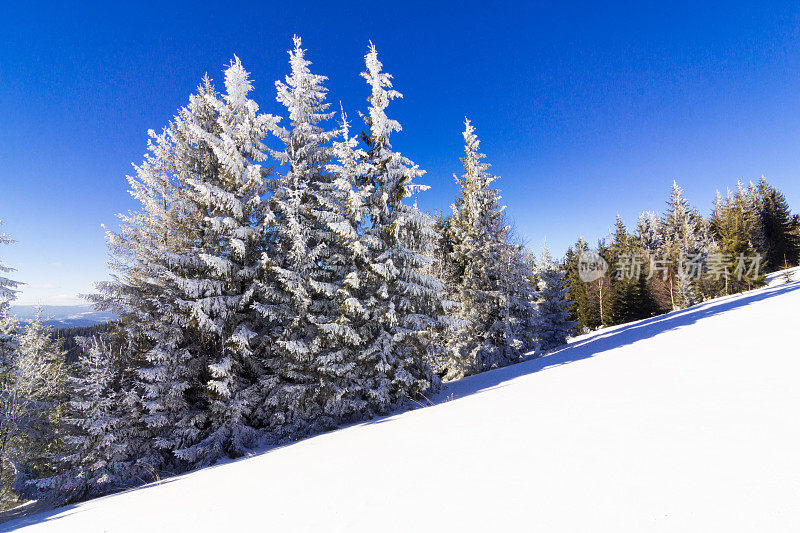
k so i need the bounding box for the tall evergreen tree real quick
[175,58,278,465]
[0,222,19,312]
[93,122,205,476]
[0,221,20,392]
[346,43,444,402]
[94,59,277,470]
[635,211,663,255]
[660,181,709,309]
[709,184,765,294]
[757,177,800,270]
[607,216,658,324]
[253,37,365,437]
[0,224,23,508]
[593,239,614,325]
[743,181,767,254]
[441,118,536,379]
[634,211,672,314]
[309,107,375,424]
[563,237,598,331]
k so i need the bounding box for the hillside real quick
[5,275,799,532]
[9,305,115,329]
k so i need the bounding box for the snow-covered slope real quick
[765,265,799,286]
[5,279,800,532]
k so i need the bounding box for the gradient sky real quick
[2,1,800,305]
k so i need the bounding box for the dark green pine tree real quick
[606,217,626,325]
[563,237,594,332]
[608,216,657,325]
[757,177,800,270]
[710,185,766,294]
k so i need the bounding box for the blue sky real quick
[2,1,800,305]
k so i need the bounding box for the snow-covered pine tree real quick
[0,224,23,508]
[0,222,20,313]
[0,221,20,390]
[533,246,576,351]
[36,337,132,503]
[252,36,356,437]
[308,106,375,425]
[0,314,67,505]
[92,124,205,477]
[95,59,277,470]
[441,118,536,380]
[496,231,539,357]
[563,237,597,331]
[707,190,735,297]
[708,183,766,294]
[170,57,277,466]
[633,210,676,312]
[346,43,444,407]
[0,223,21,398]
[605,216,659,324]
[635,211,662,255]
[743,180,767,255]
[661,181,708,309]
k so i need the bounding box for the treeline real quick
[0,38,573,509]
[564,179,800,331]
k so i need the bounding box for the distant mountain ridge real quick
[9,304,116,328]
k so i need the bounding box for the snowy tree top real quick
[276,35,333,127]
[224,56,255,112]
[360,42,402,148]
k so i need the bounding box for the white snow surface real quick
[6,278,800,532]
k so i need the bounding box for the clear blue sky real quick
[2,1,800,305]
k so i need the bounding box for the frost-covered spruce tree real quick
[311,107,377,422]
[743,181,767,254]
[533,246,575,351]
[0,222,20,378]
[495,232,538,357]
[441,119,536,380]
[661,181,709,309]
[0,314,67,505]
[563,237,598,331]
[0,222,19,312]
[757,176,800,270]
[37,337,131,503]
[708,184,766,295]
[0,225,23,507]
[96,59,276,469]
[171,57,277,466]
[346,43,444,410]
[92,124,204,476]
[253,36,353,436]
[635,211,663,255]
[0,222,21,384]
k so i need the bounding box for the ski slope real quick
[5,275,800,532]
